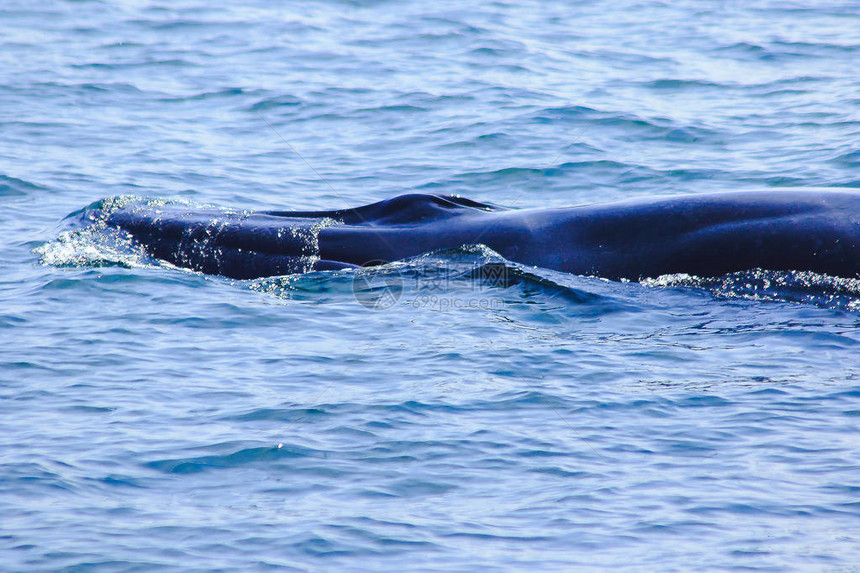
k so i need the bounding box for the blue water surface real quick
[3,1,860,571]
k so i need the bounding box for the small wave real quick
[771,40,859,55]
[70,58,197,70]
[0,174,46,197]
[354,104,428,115]
[146,442,321,474]
[830,149,860,168]
[713,42,778,60]
[528,105,723,142]
[124,18,239,32]
[158,87,248,103]
[440,160,638,187]
[640,78,727,90]
[18,81,145,95]
[248,94,305,112]
[643,269,860,312]
[227,406,330,422]
[715,40,858,62]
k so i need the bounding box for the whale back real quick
[101,194,499,279]
[96,190,860,281]
[264,193,499,225]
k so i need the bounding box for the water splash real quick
[35,196,155,270]
[37,197,338,277]
[643,269,860,312]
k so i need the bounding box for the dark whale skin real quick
[104,190,860,280]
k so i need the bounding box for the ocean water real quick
[3,1,860,571]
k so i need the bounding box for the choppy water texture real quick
[3,1,860,571]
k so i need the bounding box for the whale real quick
[101,189,860,281]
